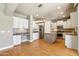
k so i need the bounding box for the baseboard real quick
[22,39,30,43]
[13,42,21,46]
[22,39,36,43]
[29,40,34,42]
[0,45,14,51]
[29,39,37,42]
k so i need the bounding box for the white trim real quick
[29,39,36,42]
[29,40,34,42]
[21,39,30,43]
[13,42,21,46]
[78,4,79,53]
[0,45,14,51]
[22,39,37,43]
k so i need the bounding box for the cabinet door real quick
[13,17,29,28]
[65,35,72,48]
[70,12,78,27]
[33,33,39,40]
[13,35,21,45]
[13,17,19,28]
[35,33,39,39]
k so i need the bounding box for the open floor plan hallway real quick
[0,39,78,56]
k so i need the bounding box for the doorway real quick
[39,25,44,39]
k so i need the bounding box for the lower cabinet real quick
[21,34,30,42]
[13,33,39,46]
[33,33,39,40]
[13,35,21,45]
[65,35,78,49]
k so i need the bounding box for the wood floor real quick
[0,39,79,56]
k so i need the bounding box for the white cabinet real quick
[33,33,39,40]
[51,22,57,29]
[13,17,19,28]
[67,19,72,28]
[57,21,63,26]
[63,12,77,28]
[70,12,78,27]
[63,21,67,28]
[64,19,72,28]
[13,35,21,45]
[65,35,78,49]
[13,16,29,28]
[33,21,39,29]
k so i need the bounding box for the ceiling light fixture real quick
[38,4,42,7]
[36,4,43,17]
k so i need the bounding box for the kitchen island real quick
[44,32,57,43]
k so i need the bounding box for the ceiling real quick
[4,3,75,20]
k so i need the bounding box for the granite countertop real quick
[13,31,39,35]
[13,28,39,35]
[65,33,77,36]
[13,32,30,35]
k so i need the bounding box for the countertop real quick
[65,33,77,36]
[13,31,39,35]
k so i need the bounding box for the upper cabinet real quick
[63,11,78,28]
[33,21,39,29]
[70,12,78,27]
[51,22,57,29]
[66,19,72,28]
[63,21,67,28]
[13,16,29,29]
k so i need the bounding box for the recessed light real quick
[57,6,61,9]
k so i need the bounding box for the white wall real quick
[0,5,13,49]
[63,21,67,28]
[0,4,5,13]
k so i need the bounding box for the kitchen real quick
[0,3,78,56]
[12,3,78,50]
